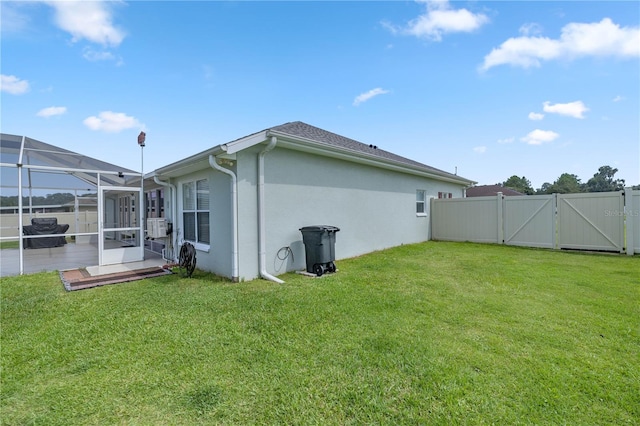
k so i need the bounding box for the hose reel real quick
[178,242,197,277]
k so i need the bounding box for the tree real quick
[585,165,625,192]
[503,175,534,195]
[542,173,585,194]
[0,192,76,207]
[537,182,553,194]
[45,193,75,205]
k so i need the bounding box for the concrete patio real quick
[0,242,165,278]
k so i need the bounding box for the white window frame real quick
[416,190,427,216]
[182,178,210,251]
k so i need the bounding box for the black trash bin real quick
[299,225,340,276]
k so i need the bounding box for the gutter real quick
[153,175,178,262]
[208,155,239,282]
[257,136,285,284]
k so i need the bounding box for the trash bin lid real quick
[299,225,340,232]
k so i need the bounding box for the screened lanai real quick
[0,133,165,277]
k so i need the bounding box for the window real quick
[144,189,164,218]
[183,179,210,246]
[438,192,452,199]
[117,194,135,228]
[416,190,426,215]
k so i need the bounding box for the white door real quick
[99,187,144,265]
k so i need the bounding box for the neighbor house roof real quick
[154,121,475,185]
[466,184,524,197]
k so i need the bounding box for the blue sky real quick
[2,0,639,189]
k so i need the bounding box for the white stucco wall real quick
[236,145,466,279]
[165,144,467,281]
[173,168,234,278]
[236,147,260,281]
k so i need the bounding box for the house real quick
[466,184,523,197]
[151,121,475,282]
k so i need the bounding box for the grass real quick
[1,241,638,425]
[0,240,20,249]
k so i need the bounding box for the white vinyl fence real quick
[431,188,640,255]
[0,211,98,240]
[632,190,640,254]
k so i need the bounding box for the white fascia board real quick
[268,131,476,186]
[153,146,225,178]
[222,131,268,155]
[153,132,266,177]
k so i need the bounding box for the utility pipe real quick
[208,155,239,282]
[258,136,284,284]
[153,175,178,262]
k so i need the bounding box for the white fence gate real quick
[431,188,639,255]
[557,192,624,252]
[503,195,556,249]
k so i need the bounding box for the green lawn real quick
[0,240,20,250]
[0,237,73,250]
[1,242,638,425]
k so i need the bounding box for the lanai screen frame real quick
[0,133,142,275]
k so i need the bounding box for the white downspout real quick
[153,175,178,262]
[208,155,239,282]
[258,136,285,284]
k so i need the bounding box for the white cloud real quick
[83,111,142,133]
[543,101,589,119]
[497,137,515,144]
[37,106,67,117]
[353,88,390,106]
[82,47,116,62]
[480,18,640,71]
[1,74,30,94]
[521,129,559,145]
[519,23,543,37]
[473,146,487,153]
[612,95,624,102]
[528,112,544,121]
[384,0,489,41]
[44,0,125,47]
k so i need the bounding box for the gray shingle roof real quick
[269,121,460,179]
[466,184,523,197]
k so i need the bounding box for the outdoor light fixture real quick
[138,131,146,261]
